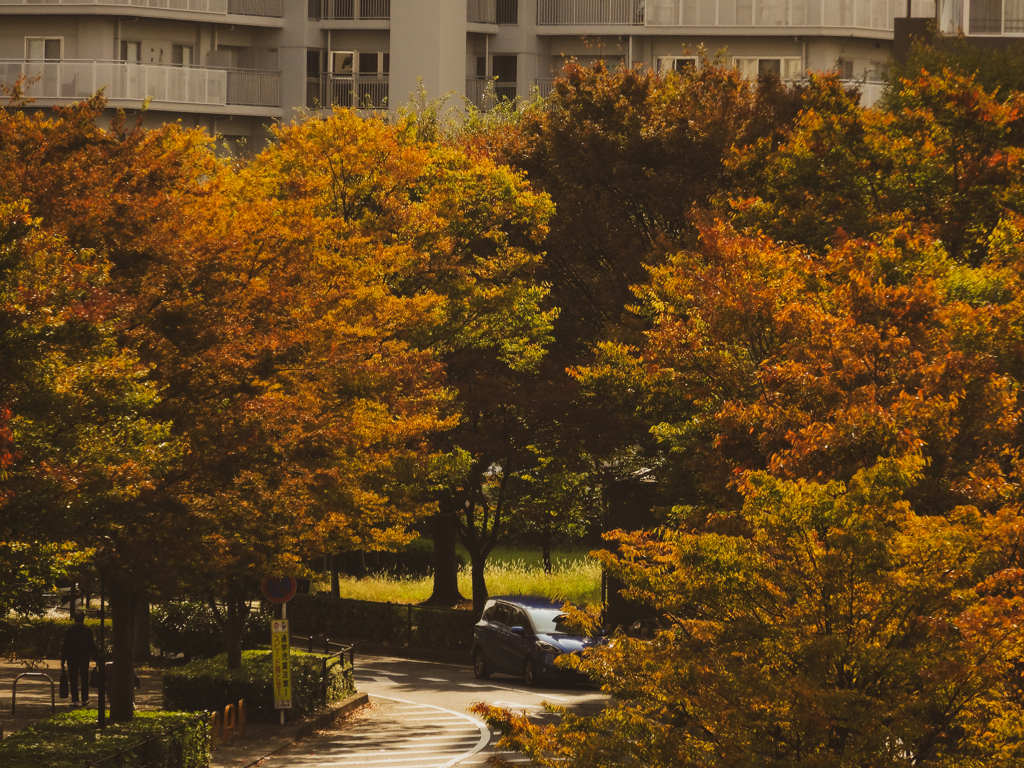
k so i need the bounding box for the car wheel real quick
[524,656,541,687]
[473,649,491,680]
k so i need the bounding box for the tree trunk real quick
[423,511,466,606]
[109,577,136,722]
[543,524,553,575]
[223,593,246,669]
[469,549,488,616]
[331,553,341,598]
[132,595,151,662]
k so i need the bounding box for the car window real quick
[481,602,496,622]
[508,608,527,630]
[492,604,511,626]
[527,608,571,635]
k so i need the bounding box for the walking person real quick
[61,611,100,707]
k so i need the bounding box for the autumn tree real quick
[0,199,172,618]
[728,70,1024,265]
[471,61,1024,762]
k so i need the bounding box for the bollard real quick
[209,710,221,751]
[237,698,246,738]
[222,703,236,746]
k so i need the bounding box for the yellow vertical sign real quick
[271,619,292,709]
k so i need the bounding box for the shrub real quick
[151,601,271,661]
[162,649,353,723]
[0,709,208,768]
[0,616,110,660]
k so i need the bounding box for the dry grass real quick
[312,546,602,607]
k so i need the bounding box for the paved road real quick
[260,653,606,767]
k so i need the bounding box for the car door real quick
[474,600,504,672]
[502,606,532,674]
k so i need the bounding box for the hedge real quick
[0,709,208,768]
[0,616,110,660]
[287,594,477,652]
[150,601,271,661]
[162,649,354,723]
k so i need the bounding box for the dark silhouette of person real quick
[61,611,100,707]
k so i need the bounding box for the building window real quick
[26,37,62,61]
[734,56,803,82]
[330,51,354,75]
[970,0,1024,33]
[307,49,323,78]
[656,57,697,74]
[492,54,517,100]
[358,51,387,76]
[497,0,519,24]
[172,45,193,67]
[120,40,141,63]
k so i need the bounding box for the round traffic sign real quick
[261,575,298,604]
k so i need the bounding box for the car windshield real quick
[527,608,572,635]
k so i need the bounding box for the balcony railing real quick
[313,0,389,20]
[537,0,642,25]
[464,77,518,110]
[0,0,227,9]
[227,0,282,16]
[316,74,389,109]
[538,0,922,30]
[227,69,280,106]
[468,0,496,23]
[1,60,281,109]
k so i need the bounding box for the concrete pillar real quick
[391,0,468,113]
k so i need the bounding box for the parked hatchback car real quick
[471,595,605,686]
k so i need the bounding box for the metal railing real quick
[79,715,206,768]
[497,0,518,23]
[314,0,389,20]
[0,0,226,9]
[1,60,280,108]
[289,635,354,709]
[317,74,388,109]
[465,77,518,109]
[227,68,280,106]
[10,672,56,716]
[538,0,907,30]
[537,0,642,25]
[468,0,496,23]
[535,77,556,97]
[227,0,282,16]
[1,60,227,105]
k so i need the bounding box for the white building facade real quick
[0,0,937,142]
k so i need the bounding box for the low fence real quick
[78,715,208,768]
[288,594,477,654]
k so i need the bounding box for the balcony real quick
[0,0,227,9]
[537,0,642,25]
[314,74,389,109]
[0,0,282,17]
[468,0,496,23]
[228,0,282,16]
[465,77,518,110]
[537,0,928,31]
[1,60,281,110]
[310,0,389,20]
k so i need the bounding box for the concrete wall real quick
[391,0,467,109]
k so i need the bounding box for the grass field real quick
[312,544,603,608]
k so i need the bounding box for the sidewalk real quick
[0,659,369,768]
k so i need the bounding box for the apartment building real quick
[0,0,937,144]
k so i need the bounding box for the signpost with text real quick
[271,619,292,715]
[263,576,297,723]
